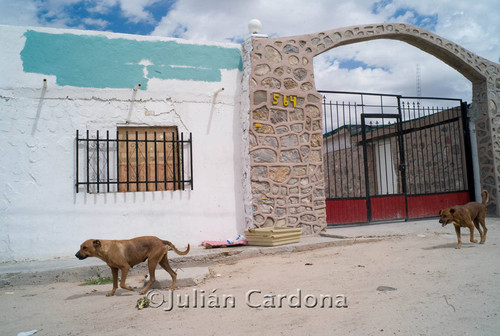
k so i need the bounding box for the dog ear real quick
[93,240,101,248]
[439,209,442,215]
[450,208,455,214]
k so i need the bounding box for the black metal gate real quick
[321,91,474,225]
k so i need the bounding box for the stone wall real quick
[246,23,500,230]
[248,37,326,234]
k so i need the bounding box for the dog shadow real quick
[65,288,136,300]
[423,243,477,250]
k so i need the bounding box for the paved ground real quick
[1,217,499,335]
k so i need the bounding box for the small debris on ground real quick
[377,286,397,291]
[136,297,150,310]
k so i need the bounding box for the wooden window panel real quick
[117,126,179,192]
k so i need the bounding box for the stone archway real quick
[243,23,500,233]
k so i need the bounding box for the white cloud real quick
[82,17,109,29]
[118,0,160,23]
[150,0,497,102]
[152,0,383,42]
[0,0,40,27]
[0,0,496,103]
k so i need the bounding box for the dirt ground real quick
[1,225,500,336]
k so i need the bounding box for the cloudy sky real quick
[1,0,498,103]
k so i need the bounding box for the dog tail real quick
[481,190,489,205]
[162,240,190,255]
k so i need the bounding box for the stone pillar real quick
[247,36,327,234]
[474,74,500,215]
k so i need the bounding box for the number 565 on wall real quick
[272,93,297,107]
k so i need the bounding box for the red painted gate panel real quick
[407,192,469,218]
[325,192,470,224]
[326,199,367,224]
[370,195,406,221]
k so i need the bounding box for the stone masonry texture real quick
[246,23,500,233]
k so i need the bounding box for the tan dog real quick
[75,236,190,296]
[439,190,489,249]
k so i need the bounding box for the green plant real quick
[80,276,114,286]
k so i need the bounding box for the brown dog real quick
[75,236,190,296]
[438,190,489,249]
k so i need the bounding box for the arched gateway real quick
[242,23,500,233]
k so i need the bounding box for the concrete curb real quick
[0,236,386,288]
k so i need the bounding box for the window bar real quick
[338,102,345,197]
[181,132,185,190]
[418,103,428,193]
[86,130,90,193]
[154,131,158,191]
[395,98,407,218]
[444,106,453,191]
[172,132,177,191]
[406,103,414,194]
[439,107,449,192]
[96,130,100,193]
[106,130,110,192]
[342,103,349,197]
[424,105,434,193]
[411,102,421,194]
[323,98,331,199]
[163,132,167,190]
[393,118,399,195]
[414,103,426,194]
[361,115,372,222]
[387,117,394,195]
[449,107,460,190]
[436,108,446,192]
[126,131,130,192]
[430,106,443,192]
[76,130,79,193]
[354,103,363,198]
[381,117,389,195]
[339,101,345,197]
[434,106,443,192]
[376,120,383,196]
[145,131,149,192]
[331,101,338,198]
[348,103,355,198]
[390,121,397,194]
[116,130,120,192]
[189,132,193,190]
[406,102,417,194]
[135,131,139,191]
[426,107,436,193]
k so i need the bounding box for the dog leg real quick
[469,224,478,244]
[119,266,133,292]
[454,225,462,249]
[479,219,487,244]
[107,267,119,296]
[140,256,161,295]
[159,255,178,290]
[473,220,484,244]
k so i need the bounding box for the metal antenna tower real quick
[416,64,422,99]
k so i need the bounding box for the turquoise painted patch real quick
[21,30,242,89]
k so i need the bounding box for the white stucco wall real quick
[0,25,246,262]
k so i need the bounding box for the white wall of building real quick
[0,25,246,262]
